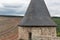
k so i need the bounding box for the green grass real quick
[52,17,60,36]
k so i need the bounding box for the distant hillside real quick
[52,17,60,36]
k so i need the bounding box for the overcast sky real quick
[0,0,60,17]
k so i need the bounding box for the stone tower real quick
[18,0,57,40]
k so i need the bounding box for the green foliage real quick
[52,17,60,37]
[57,32,60,36]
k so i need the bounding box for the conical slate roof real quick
[19,0,57,27]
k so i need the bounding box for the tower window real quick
[29,32,32,40]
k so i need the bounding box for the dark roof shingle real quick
[19,0,57,27]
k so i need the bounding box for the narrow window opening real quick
[29,32,32,40]
[19,39,24,40]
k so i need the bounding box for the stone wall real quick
[18,27,57,40]
[18,27,29,40]
[32,27,56,39]
[0,16,22,40]
[32,36,60,40]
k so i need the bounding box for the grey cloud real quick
[0,4,27,16]
[0,8,25,16]
[0,0,31,16]
[45,0,60,17]
[3,3,23,8]
[0,0,60,17]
